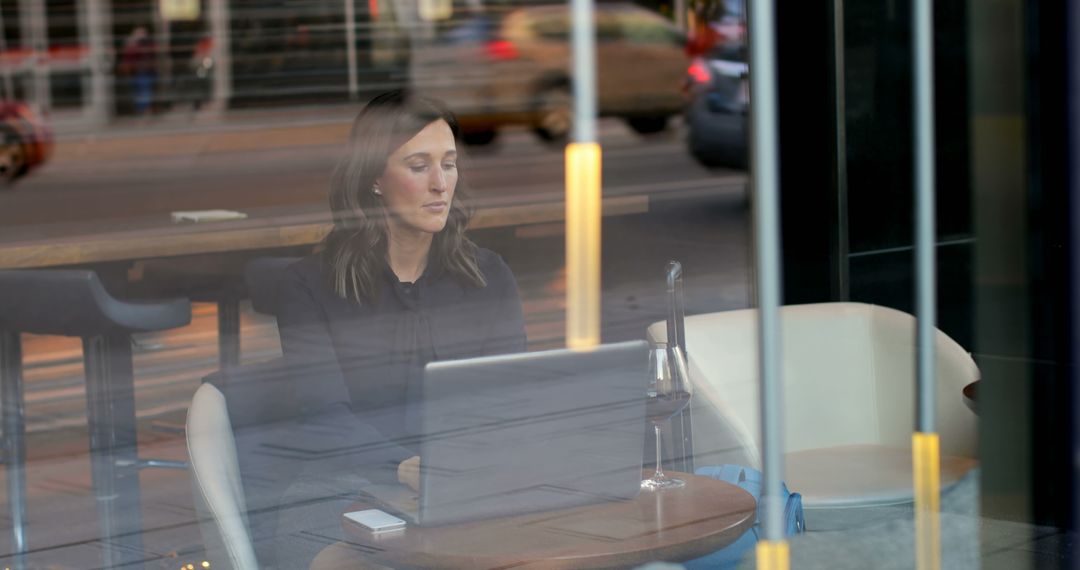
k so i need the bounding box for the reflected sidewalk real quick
[51,104,360,164]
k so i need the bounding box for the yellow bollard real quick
[565,142,602,350]
[756,539,790,570]
[913,431,941,570]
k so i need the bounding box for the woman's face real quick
[375,119,458,238]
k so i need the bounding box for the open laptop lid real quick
[416,340,649,526]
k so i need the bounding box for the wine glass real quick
[642,342,693,490]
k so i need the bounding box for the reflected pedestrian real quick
[119,26,156,115]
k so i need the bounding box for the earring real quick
[372,185,382,196]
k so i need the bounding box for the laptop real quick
[361,340,649,526]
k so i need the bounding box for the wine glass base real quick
[640,476,686,491]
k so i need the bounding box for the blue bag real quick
[682,465,805,569]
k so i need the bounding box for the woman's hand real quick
[398,455,421,492]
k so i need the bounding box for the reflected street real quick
[0,113,745,236]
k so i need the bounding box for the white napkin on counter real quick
[170,209,248,223]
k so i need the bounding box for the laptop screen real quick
[416,340,649,526]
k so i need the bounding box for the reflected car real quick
[684,43,748,168]
[0,101,52,185]
[410,3,688,145]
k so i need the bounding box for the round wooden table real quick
[335,471,756,569]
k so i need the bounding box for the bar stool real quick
[244,257,300,317]
[0,269,191,568]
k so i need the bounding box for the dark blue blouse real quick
[231,248,525,566]
[275,247,528,461]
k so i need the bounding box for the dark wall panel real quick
[776,0,839,305]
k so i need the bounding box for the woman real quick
[265,91,526,567]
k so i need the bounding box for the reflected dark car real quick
[684,43,748,168]
[411,3,688,145]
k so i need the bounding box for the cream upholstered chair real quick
[648,302,979,527]
[187,382,259,570]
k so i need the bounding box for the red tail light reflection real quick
[485,40,519,61]
[687,59,711,85]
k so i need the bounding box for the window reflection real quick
[0,0,1070,568]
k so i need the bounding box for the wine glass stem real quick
[654,423,665,479]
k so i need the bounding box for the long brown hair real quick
[321,90,485,304]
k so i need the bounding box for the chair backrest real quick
[186,383,259,570]
[0,269,190,336]
[647,302,979,468]
[244,257,301,317]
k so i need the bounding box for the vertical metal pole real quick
[1069,0,1080,548]
[746,0,789,567]
[218,297,241,368]
[914,0,937,440]
[208,0,232,108]
[83,333,144,569]
[832,0,850,301]
[19,0,49,111]
[155,2,172,111]
[566,0,601,350]
[570,0,596,145]
[344,0,359,100]
[912,0,940,566]
[83,0,114,125]
[402,0,423,93]
[0,6,14,100]
[0,332,28,569]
